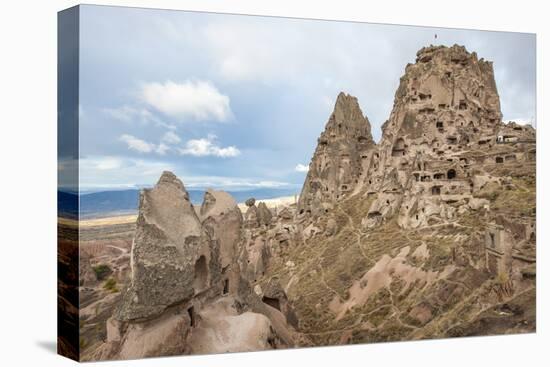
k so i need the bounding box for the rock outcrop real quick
[115,171,210,321]
[91,172,302,360]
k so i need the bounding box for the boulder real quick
[188,297,277,354]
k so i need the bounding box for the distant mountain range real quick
[58,188,299,219]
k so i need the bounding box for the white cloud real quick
[119,134,156,153]
[103,105,177,130]
[155,143,170,155]
[203,21,304,82]
[104,105,152,122]
[119,132,241,157]
[295,163,309,173]
[140,80,231,122]
[79,156,175,190]
[78,155,295,191]
[178,134,240,158]
[162,131,181,144]
[95,157,123,170]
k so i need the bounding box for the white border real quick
[0,1,546,366]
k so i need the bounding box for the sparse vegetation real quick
[93,264,112,281]
[103,277,119,293]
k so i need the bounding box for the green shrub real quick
[93,264,112,281]
[103,277,118,293]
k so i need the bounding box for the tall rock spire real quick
[297,92,374,217]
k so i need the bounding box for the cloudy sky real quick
[76,5,535,191]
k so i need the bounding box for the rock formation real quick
[81,44,535,361]
[259,44,535,346]
[88,172,302,360]
[297,92,375,217]
[257,202,273,227]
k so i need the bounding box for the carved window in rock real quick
[431,186,441,195]
[447,136,457,145]
[495,156,504,164]
[447,169,456,180]
[392,138,406,157]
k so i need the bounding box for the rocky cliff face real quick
[257,44,536,346]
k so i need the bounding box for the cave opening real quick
[223,278,229,295]
[262,296,281,311]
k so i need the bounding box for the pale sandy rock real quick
[244,205,260,228]
[187,297,277,354]
[257,202,273,227]
[115,171,212,321]
[297,92,375,217]
[118,310,191,359]
[468,197,490,211]
[200,189,243,269]
[325,218,338,236]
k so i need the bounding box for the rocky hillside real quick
[253,44,535,345]
[80,44,535,360]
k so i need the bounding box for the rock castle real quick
[85,45,536,359]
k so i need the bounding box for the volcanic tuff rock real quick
[115,171,209,321]
[297,92,375,217]
[89,172,302,360]
[254,44,535,346]
[257,202,273,227]
[200,189,243,270]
